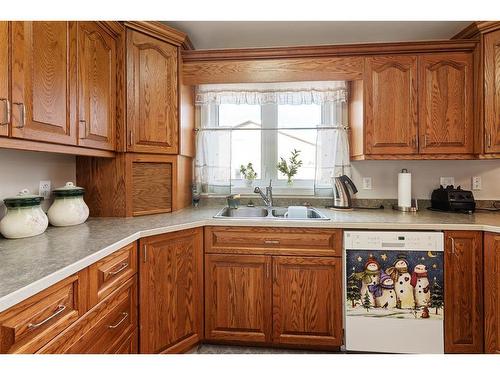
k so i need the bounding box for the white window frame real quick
[204,102,336,196]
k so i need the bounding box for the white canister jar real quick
[47,182,89,227]
[0,189,48,239]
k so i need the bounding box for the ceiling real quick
[162,21,472,50]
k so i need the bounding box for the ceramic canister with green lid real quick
[0,189,48,239]
[47,182,89,227]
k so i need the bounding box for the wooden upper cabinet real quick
[11,21,77,144]
[139,228,203,353]
[77,22,116,150]
[444,231,483,353]
[484,232,500,353]
[0,22,8,137]
[272,256,342,348]
[419,53,474,154]
[484,30,500,153]
[205,254,272,344]
[364,55,418,155]
[126,29,179,154]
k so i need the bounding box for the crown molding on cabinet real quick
[452,21,500,39]
[182,39,478,62]
[123,21,194,50]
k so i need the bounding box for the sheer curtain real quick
[195,81,350,196]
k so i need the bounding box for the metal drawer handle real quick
[13,102,25,128]
[108,262,128,276]
[108,312,128,329]
[28,305,66,330]
[264,239,280,244]
[0,98,10,125]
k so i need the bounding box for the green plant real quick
[277,149,303,184]
[240,162,257,181]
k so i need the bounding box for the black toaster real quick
[431,185,476,213]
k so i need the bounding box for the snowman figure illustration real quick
[386,254,414,309]
[375,271,397,309]
[354,257,381,307]
[411,264,430,307]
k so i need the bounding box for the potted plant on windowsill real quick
[240,162,258,187]
[277,149,303,186]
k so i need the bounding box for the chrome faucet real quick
[254,179,273,207]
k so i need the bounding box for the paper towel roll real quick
[398,169,412,208]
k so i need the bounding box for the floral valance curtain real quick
[194,81,350,196]
[195,81,347,106]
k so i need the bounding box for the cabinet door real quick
[0,22,8,137]
[205,254,272,344]
[419,53,474,154]
[272,256,342,347]
[364,55,418,155]
[139,228,203,353]
[444,231,483,353]
[126,30,178,154]
[485,232,500,353]
[77,22,116,150]
[484,30,500,153]
[11,21,77,144]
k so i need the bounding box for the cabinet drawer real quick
[111,329,138,354]
[39,276,137,354]
[89,242,137,306]
[0,272,86,353]
[205,227,342,256]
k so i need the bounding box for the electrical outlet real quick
[472,176,482,190]
[39,180,51,199]
[362,177,372,190]
[439,177,455,187]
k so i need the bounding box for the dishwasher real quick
[343,231,444,353]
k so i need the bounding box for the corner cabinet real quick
[364,55,418,155]
[484,232,500,353]
[11,21,77,145]
[444,231,483,353]
[484,29,500,154]
[77,22,117,151]
[419,53,474,154]
[126,29,179,154]
[139,228,203,353]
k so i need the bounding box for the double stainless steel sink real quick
[213,206,330,220]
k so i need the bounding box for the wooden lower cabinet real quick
[205,254,272,343]
[444,231,483,353]
[272,256,343,347]
[0,270,88,354]
[205,252,343,349]
[484,232,500,353]
[39,276,137,354]
[139,228,203,353]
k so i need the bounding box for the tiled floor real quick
[189,344,335,354]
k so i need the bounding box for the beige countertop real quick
[0,205,499,313]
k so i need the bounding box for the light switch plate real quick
[439,177,455,187]
[39,180,51,199]
[362,177,372,190]
[472,176,482,190]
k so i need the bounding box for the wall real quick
[350,159,500,200]
[0,149,76,218]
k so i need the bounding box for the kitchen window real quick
[195,81,350,196]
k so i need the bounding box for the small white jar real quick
[0,189,48,239]
[47,182,89,227]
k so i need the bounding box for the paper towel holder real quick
[393,168,418,212]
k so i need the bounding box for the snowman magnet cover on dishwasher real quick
[344,231,444,354]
